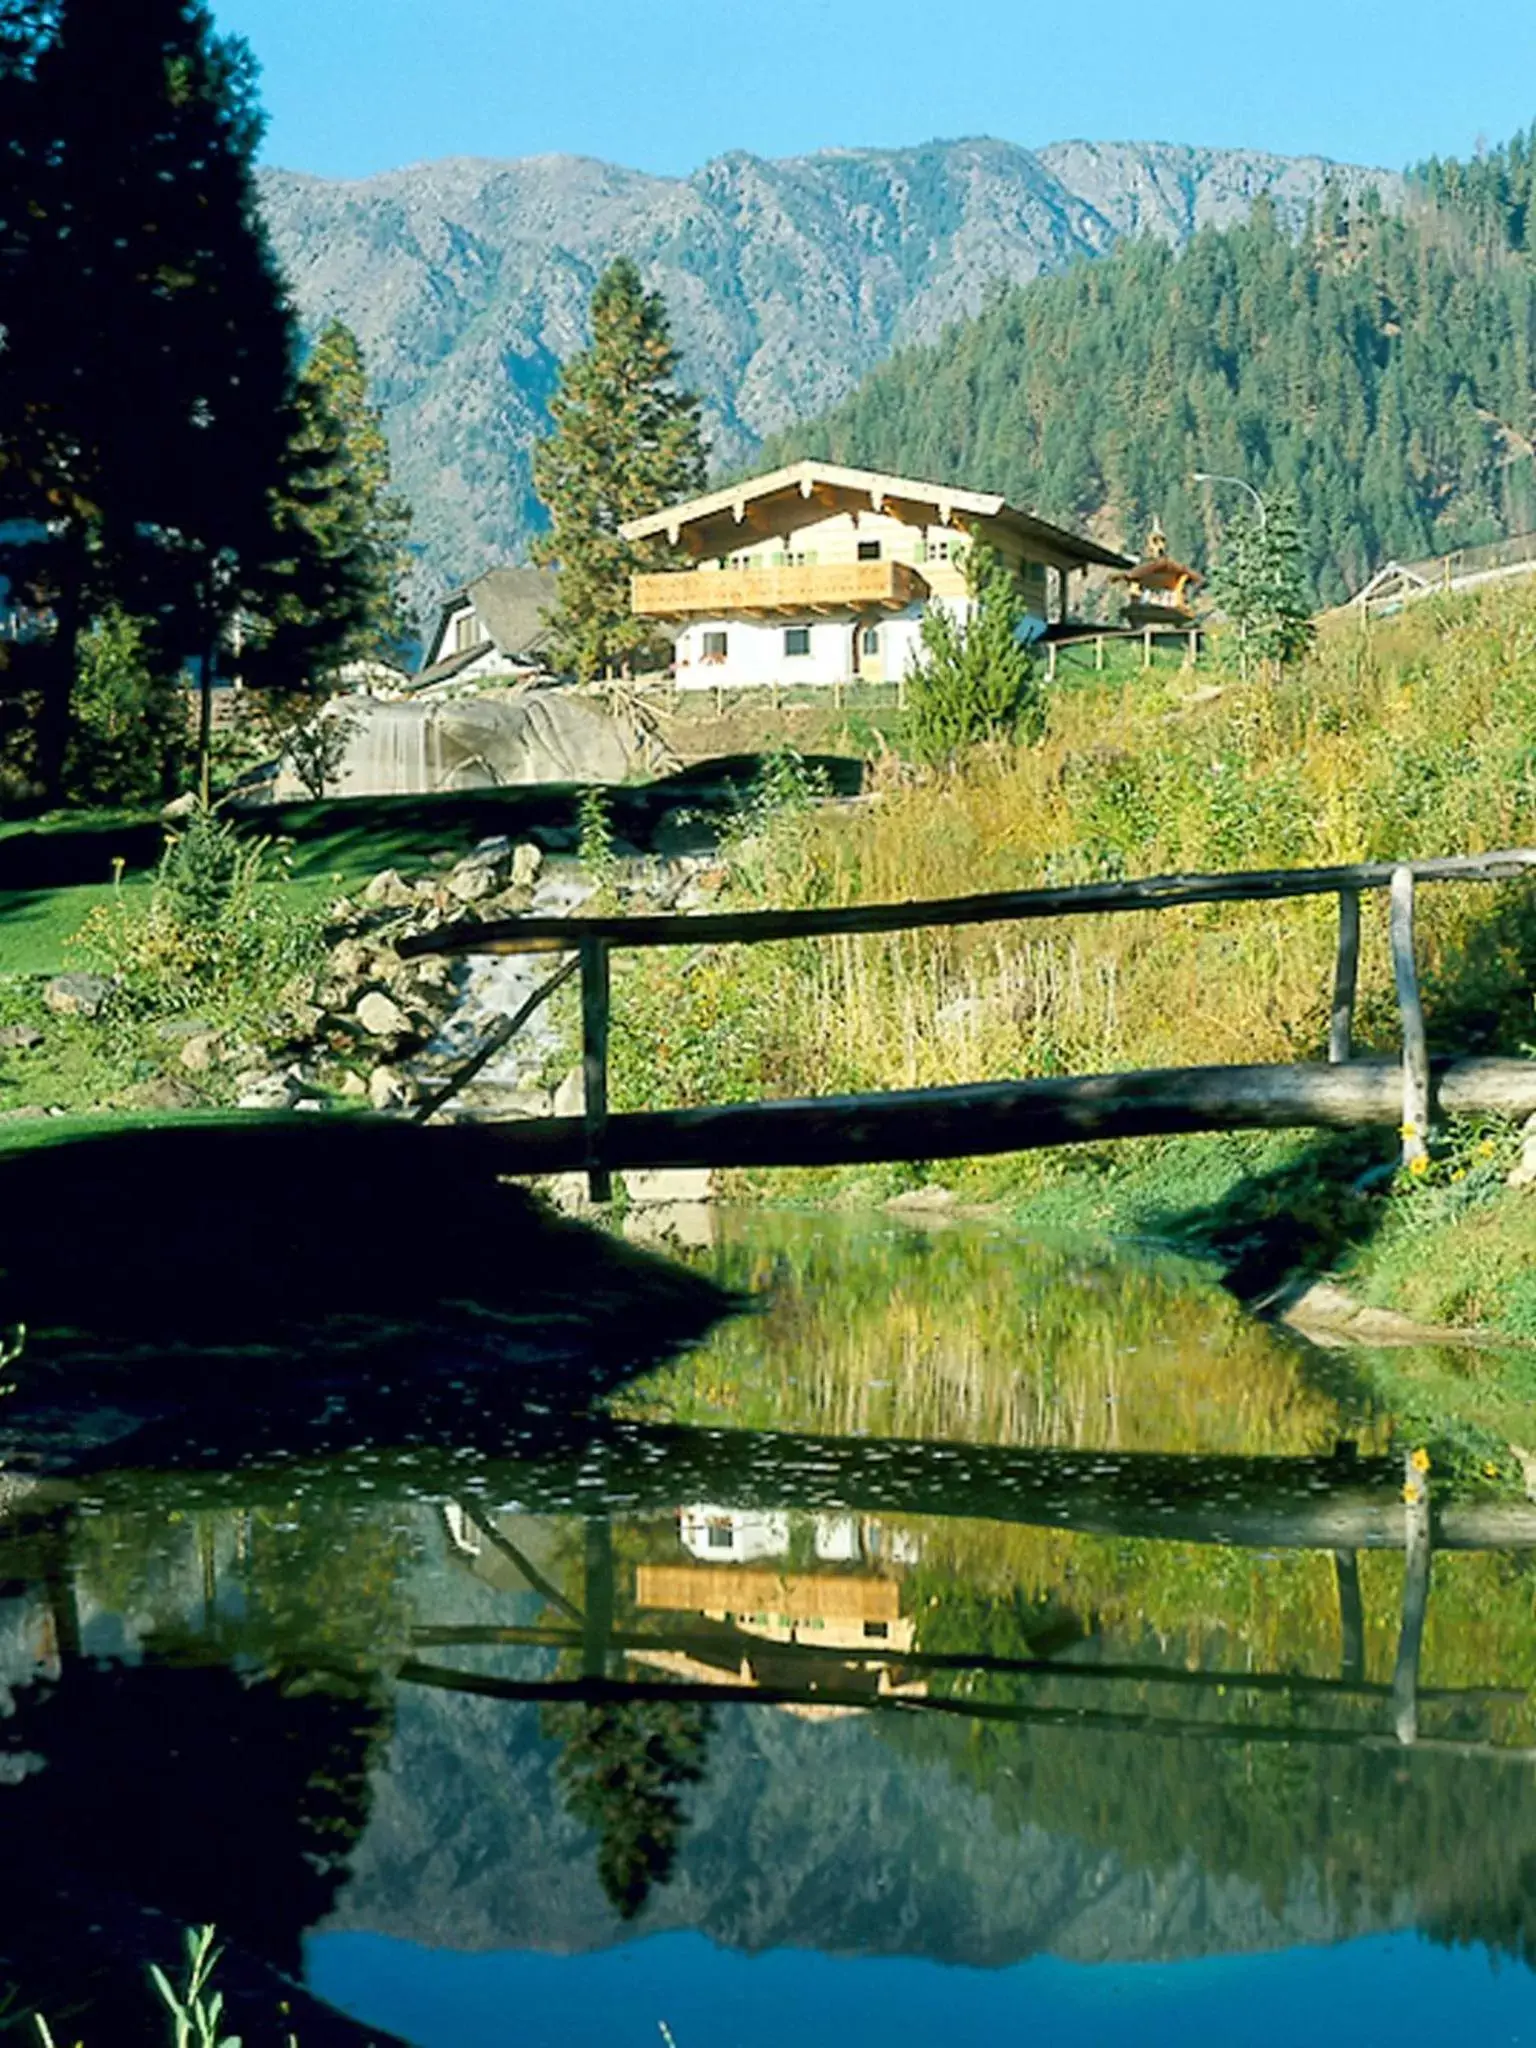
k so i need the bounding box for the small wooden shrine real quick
[1111,520,1204,626]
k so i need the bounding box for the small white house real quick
[415,566,560,691]
[621,460,1130,692]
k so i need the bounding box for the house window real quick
[452,611,478,652]
[707,1520,734,1550]
[701,630,728,662]
[857,539,881,561]
[861,625,880,657]
[784,626,811,658]
[863,1620,891,1640]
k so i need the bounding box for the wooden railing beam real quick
[398,849,1536,961]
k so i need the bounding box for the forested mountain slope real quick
[259,138,1396,611]
[761,134,1536,606]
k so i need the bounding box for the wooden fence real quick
[399,849,1536,1199]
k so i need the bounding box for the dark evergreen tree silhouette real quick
[543,1697,712,1918]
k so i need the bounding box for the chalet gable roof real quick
[620,460,1131,572]
[423,565,558,672]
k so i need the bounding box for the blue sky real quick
[215,0,1536,183]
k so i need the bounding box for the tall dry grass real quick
[612,585,1536,1136]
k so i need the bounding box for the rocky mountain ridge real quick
[259,137,1403,619]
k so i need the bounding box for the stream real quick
[3,1207,1535,2044]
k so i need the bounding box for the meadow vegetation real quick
[609,581,1536,1325]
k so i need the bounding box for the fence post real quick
[1391,1448,1432,1745]
[715,680,725,718]
[1328,888,1361,1064]
[580,936,612,1203]
[1142,626,1153,670]
[1188,628,1199,668]
[1046,642,1057,683]
[897,670,908,711]
[1389,865,1431,1166]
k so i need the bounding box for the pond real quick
[4,1204,1536,2045]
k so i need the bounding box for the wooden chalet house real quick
[414,566,559,692]
[621,461,1129,690]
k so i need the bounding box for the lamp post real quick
[1191,471,1267,528]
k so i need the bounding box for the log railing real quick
[398,849,1536,1199]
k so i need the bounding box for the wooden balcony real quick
[632,559,929,619]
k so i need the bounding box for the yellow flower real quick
[1410,1447,1431,1472]
[1451,1167,1467,1182]
[1399,1121,1418,1139]
[1408,1153,1429,1176]
[1478,1139,1497,1158]
[1402,1482,1422,1503]
[1484,1461,1502,1478]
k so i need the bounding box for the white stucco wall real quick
[673,597,976,690]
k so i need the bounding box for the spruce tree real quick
[1211,497,1314,675]
[533,259,706,681]
[241,320,413,691]
[906,544,1043,765]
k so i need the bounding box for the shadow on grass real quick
[1134,879,1536,1303]
[0,1116,740,1470]
[0,754,866,893]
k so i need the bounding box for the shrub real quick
[905,544,1043,765]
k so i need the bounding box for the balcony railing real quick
[632,559,929,618]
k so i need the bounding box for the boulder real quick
[368,1064,414,1112]
[338,1070,369,1099]
[328,938,373,984]
[120,1075,201,1112]
[178,1031,223,1074]
[511,841,544,889]
[43,973,113,1019]
[0,1023,44,1053]
[356,990,412,1039]
[235,1072,299,1111]
[446,861,499,904]
[553,1064,585,1118]
[1509,1113,1536,1189]
[362,868,415,909]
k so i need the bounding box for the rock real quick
[178,1031,222,1074]
[409,956,453,992]
[356,990,412,1039]
[553,1064,585,1118]
[511,841,544,888]
[338,1069,369,1099]
[886,1184,956,1213]
[328,938,373,984]
[473,833,514,867]
[0,1023,44,1053]
[235,1072,300,1110]
[623,1166,714,1206]
[362,868,415,909]
[446,861,499,904]
[160,791,198,819]
[1509,1114,1536,1189]
[152,1017,215,1044]
[368,1064,414,1111]
[43,973,113,1019]
[122,1075,202,1111]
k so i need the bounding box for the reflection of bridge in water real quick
[20,1419,1515,1763]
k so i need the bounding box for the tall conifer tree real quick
[533,259,706,681]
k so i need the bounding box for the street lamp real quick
[1191,471,1266,527]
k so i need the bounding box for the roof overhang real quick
[620,460,1131,572]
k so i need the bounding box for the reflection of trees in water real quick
[541,1698,712,1919]
[623,1216,1375,1458]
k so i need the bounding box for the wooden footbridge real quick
[398,848,1536,1200]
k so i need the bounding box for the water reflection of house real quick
[678,1505,921,1568]
[636,1563,916,1655]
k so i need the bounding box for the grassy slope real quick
[609,584,1536,1338]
